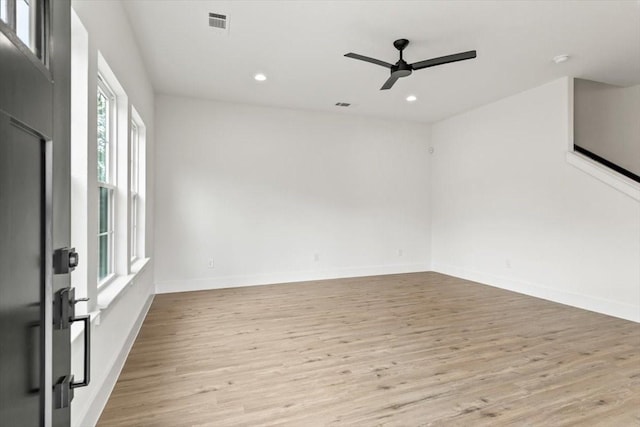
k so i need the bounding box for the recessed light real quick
[406,95,417,102]
[254,73,267,81]
[553,54,570,64]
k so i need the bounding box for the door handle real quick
[54,288,89,329]
[70,314,90,388]
[53,287,91,407]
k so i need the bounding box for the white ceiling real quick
[122,0,640,123]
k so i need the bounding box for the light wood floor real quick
[98,272,640,426]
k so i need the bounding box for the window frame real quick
[97,74,117,287]
[130,120,139,263]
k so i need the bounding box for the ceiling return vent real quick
[209,13,227,29]
[335,102,351,107]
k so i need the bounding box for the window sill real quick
[97,275,133,311]
[97,272,117,291]
[131,257,148,274]
[71,258,150,343]
[97,257,150,311]
[566,151,640,201]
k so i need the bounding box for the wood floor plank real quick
[97,272,640,426]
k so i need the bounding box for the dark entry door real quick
[0,0,72,426]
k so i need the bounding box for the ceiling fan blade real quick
[380,74,400,90]
[411,50,477,70]
[345,53,393,68]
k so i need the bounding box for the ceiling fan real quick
[345,39,477,90]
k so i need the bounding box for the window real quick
[0,0,47,61]
[97,76,116,284]
[130,121,139,261]
[71,31,149,321]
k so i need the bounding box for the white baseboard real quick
[432,262,640,323]
[76,293,155,427]
[156,263,431,294]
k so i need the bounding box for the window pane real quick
[99,186,110,233]
[16,0,30,48]
[0,0,7,23]
[131,195,137,259]
[130,122,138,192]
[98,234,110,281]
[97,89,108,183]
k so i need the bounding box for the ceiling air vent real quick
[209,13,227,29]
[335,102,351,107]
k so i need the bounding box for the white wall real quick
[574,79,640,175]
[155,95,431,293]
[431,77,640,322]
[70,1,155,425]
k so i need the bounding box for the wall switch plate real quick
[207,258,215,269]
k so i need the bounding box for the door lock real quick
[53,247,79,274]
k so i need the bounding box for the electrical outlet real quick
[505,259,511,268]
[398,249,404,257]
[207,258,215,269]
[313,253,320,262]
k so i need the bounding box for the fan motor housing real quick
[392,61,413,77]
